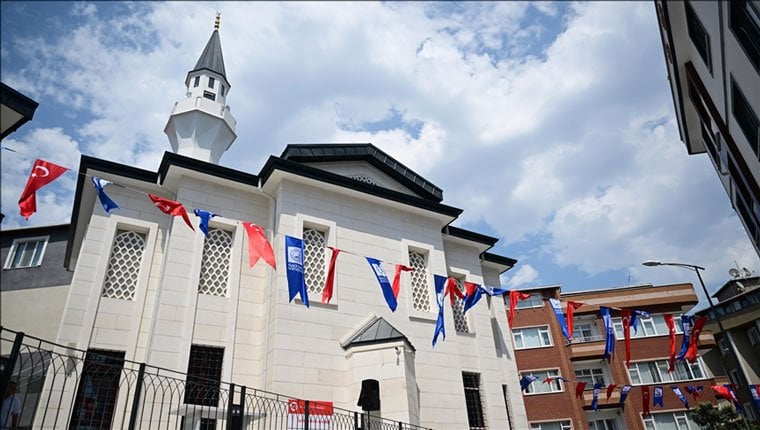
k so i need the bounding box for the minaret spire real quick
[163,14,237,165]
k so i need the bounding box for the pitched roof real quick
[341,316,415,351]
[190,30,227,82]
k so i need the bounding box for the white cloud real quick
[502,264,540,289]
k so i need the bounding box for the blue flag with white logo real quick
[520,374,538,392]
[192,209,218,237]
[619,385,632,409]
[549,298,570,340]
[631,309,650,333]
[591,383,604,411]
[366,257,396,312]
[672,387,689,409]
[677,315,692,361]
[653,386,664,407]
[432,274,447,347]
[91,177,119,213]
[600,306,615,360]
[285,235,308,307]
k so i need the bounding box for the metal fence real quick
[0,327,432,430]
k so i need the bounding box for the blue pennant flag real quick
[520,374,539,392]
[677,315,692,361]
[549,298,570,340]
[600,307,615,360]
[462,285,509,314]
[91,177,119,213]
[366,257,396,312]
[285,235,309,307]
[192,209,218,237]
[591,383,604,411]
[750,385,760,415]
[672,387,689,409]
[619,385,632,409]
[432,274,447,347]
[653,386,664,408]
[631,309,651,334]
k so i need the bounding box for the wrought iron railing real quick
[0,327,432,430]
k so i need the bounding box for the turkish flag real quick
[18,159,68,219]
[391,264,414,299]
[241,222,276,269]
[321,247,340,304]
[445,277,465,306]
[148,194,194,231]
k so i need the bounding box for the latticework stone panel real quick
[452,277,469,333]
[198,228,233,297]
[408,251,430,311]
[303,228,326,295]
[350,174,380,186]
[102,230,146,300]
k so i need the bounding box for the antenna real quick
[729,268,741,278]
[742,267,753,277]
[214,11,221,31]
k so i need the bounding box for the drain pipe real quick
[258,180,278,390]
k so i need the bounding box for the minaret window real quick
[193,76,200,88]
[208,77,215,89]
[203,90,216,101]
[220,85,225,96]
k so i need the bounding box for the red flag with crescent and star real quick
[149,194,194,231]
[19,159,69,219]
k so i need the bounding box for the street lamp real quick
[642,260,755,423]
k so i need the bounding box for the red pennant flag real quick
[445,277,465,306]
[391,264,414,299]
[149,194,194,231]
[642,386,651,416]
[321,247,341,304]
[606,384,617,400]
[566,301,584,339]
[18,159,69,220]
[575,382,587,398]
[464,281,479,297]
[685,316,708,363]
[241,222,276,269]
[621,309,632,368]
[664,314,676,372]
[508,290,532,327]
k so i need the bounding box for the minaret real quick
[164,13,237,164]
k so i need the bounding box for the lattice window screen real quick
[102,230,146,300]
[408,250,431,311]
[452,277,470,333]
[350,174,380,186]
[303,228,327,295]
[198,228,233,297]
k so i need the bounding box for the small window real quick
[588,418,618,430]
[509,292,544,309]
[208,77,215,89]
[731,79,759,158]
[193,76,200,88]
[69,350,125,429]
[530,420,572,430]
[185,345,224,406]
[748,325,760,345]
[513,326,552,349]
[462,372,486,429]
[685,1,712,72]
[220,85,225,97]
[729,0,760,72]
[502,385,515,430]
[574,368,607,388]
[102,230,146,301]
[4,237,48,269]
[642,411,700,429]
[522,369,563,394]
[198,228,233,297]
[203,90,216,101]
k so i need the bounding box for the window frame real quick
[208,76,215,89]
[685,0,713,73]
[611,314,683,339]
[530,420,573,430]
[641,410,699,429]
[101,229,148,301]
[403,239,436,318]
[510,292,544,309]
[513,325,553,349]
[521,368,564,395]
[449,271,472,334]
[730,77,759,158]
[574,367,607,388]
[627,358,708,385]
[3,236,49,269]
[197,226,234,298]
[193,76,200,88]
[295,214,337,305]
[462,371,487,429]
[748,325,760,346]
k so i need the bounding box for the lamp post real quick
[642,260,755,424]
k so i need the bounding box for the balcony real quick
[569,337,607,361]
[698,329,716,349]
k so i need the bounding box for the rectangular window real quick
[208,76,215,89]
[185,345,224,406]
[462,372,486,430]
[730,0,760,72]
[511,292,544,309]
[522,369,563,394]
[530,420,572,430]
[408,250,431,311]
[502,385,514,430]
[451,277,470,333]
[642,411,699,429]
[628,359,705,385]
[612,314,682,339]
[748,325,760,345]
[513,326,552,349]
[194,76,200,87]
[203,90,216,101]
[4,237,48,269]
[574,368,606,387]
[685,1,712,72]
[220,85,225,97]
[70,349,125,430]
[303,227,327,297]
[589,419,618,430]
[102,230,146,301]
[731,79,759,158]
[198,228,233,297]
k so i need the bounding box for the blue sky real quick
[1,1,758,307]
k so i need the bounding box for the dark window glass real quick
[730,0,760,71]
[731,79,759,158]
[502,385,514,430]
[220,85,225,97]
[203,91,216,102]
[185,345,224,406]
[685,1,712,72]
[69,350,125,430]
[462,372,486,430]
[194,76,200,88]
[208,77,215,89]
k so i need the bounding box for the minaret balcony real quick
[170,96,236,131]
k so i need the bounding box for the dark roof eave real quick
[157,151,259,187]
[343,337,416,352]
[443,225,498,247]
[480,251,517,273]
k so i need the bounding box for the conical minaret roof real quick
[190,29,227,81]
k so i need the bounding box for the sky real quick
[1,1,758,308]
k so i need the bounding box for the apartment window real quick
[574,322,602,342]
[408,250,431,311]
[198,228,233,297]
[685,1,712,72]
[628,359,705,384]
[462,372,486,430]
[185,345,224,406]
[642,411,699,429]
[203,90,216,101]
[612,314,681,338]
[522,369,563,394]
[530,421,572,430]
[303,227,327,296]
[589,419,618,430]
[510,292,544,309]
[208,76,215,89]
[729,369,741,387]
[731,79,759,158]
[4,236,48,269]
[451,277,470,333]
[70,350,125,430]
[730,0,760,71]
[193,76,200,87]
[220,85,225,97]
[718,337,730,356]
[102,230,146,301]
[574,368,606,387]
[748,325,760,345]
[513,326,552,349]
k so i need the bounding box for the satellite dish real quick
[729,268,741,278]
